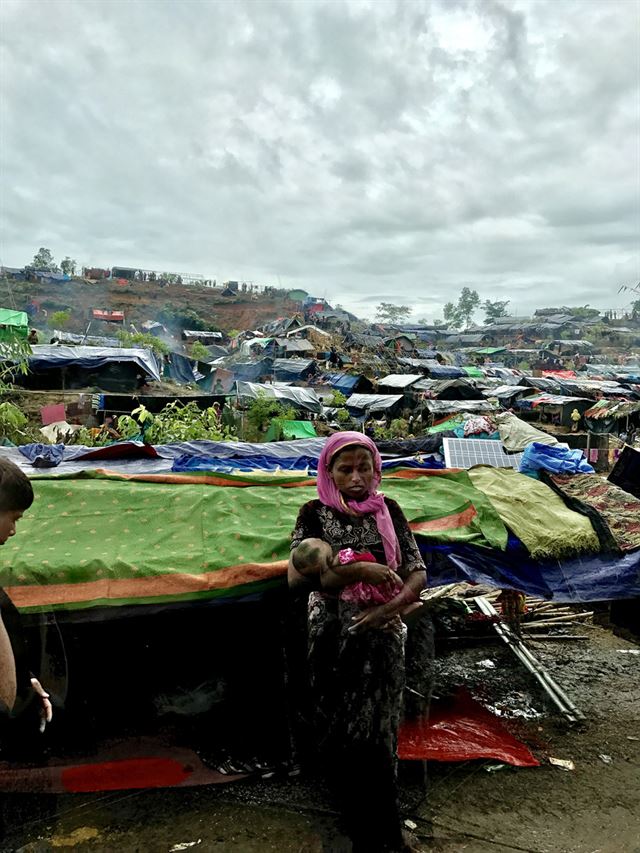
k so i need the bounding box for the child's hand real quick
[30,678,53,733]
[349,605,397,633]
[359,564,402,587]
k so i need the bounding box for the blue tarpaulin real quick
[325,372,361,394]
[425,541,640,602]
[166,352,198,384]
[424,365,466,379]
[231,360,273,381]
[14,346,162,382]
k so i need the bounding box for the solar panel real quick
[443,437,524,470]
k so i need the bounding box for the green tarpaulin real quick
[468,466,600,561]
[0,308,28,342]
[461,366,484,378]
[1,470,507,614]
[265,419,317,441]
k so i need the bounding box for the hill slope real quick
[0,277,297,336]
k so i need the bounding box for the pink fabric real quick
[317,432,401,570]
[338,550,403,607]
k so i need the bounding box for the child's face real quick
[0,510,23,546]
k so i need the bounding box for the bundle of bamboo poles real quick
[482,589,593,635]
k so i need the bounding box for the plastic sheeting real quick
[426,541,640,602]
[424,365,465,379]
[18,443,65,467]
[519,442,594,477]
[324,372,367,394]
[166,352,198,384]
[608,445,640,498]
[424,400,496,414]
[398,690,539,766]
[272,358,316,380]
[234,381,322,413]
[15,346,162,382]
[346,393,403,412]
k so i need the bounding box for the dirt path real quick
[3,627,639,853]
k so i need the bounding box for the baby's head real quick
[292,538,334,574]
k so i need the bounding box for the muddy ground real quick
[2,624,639,853]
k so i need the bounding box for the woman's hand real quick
[30,678,53,733]
[359,564,403,587]
[349,605,398,633]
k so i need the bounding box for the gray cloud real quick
[0,0,638,321]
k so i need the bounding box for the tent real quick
[0,307,28,342]
[2,345,162,390]
[324,372,373,395]
[264,419,318,441]
[345,393,404,415]
[234,381,322,414]
[377,374,423,390]
[272,358,317,381]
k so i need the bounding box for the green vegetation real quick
[375,303,412,324]
[444,288,481,329]
[189,341,211,362]
[73,401,237,447]
[28,247,58,272]
[482,299,510,324]
[0,331,32,392]
[50,310,71,329]
[373,418,411,440]
[0,402,44,445]
[158,304,212,332]
[117,330,170,356]
[244,392,295,442]
[60,257,77,276]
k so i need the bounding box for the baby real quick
[292,538,403,608]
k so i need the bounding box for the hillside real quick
[0,276,297,336]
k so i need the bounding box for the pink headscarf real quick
[317,431,401,570]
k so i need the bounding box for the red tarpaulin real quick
[398,690,539,767]
[542,370,577,379]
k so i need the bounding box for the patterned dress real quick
[290,498,434,852]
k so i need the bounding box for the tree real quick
[482,299,510,324]
[50,310,71,329]
[30,247,58,272]
[60,257,77,276]
[443,288,480,328]
[375,303,412,325]
[190,341,210,362]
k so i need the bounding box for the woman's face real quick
[329,447,375,500]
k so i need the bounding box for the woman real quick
[289,432,433,853]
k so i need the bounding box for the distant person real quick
[213,378,225,395]
[27,329,38,345]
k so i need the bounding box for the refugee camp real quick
[1,1,639,851]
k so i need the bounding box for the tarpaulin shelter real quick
[3,345,161,391]
[181,330,224,343]
[281,338,315,355]
[92,310,125,323]
[324,372,373,395]
[264,419,318,441]
[272,358,317,381]
[51,329,120,347]
[345,393,404,415]
[234,381,322,414]
[430,379,485,401]
[377,374,423,391]
[423,365,466,379]
[0,307,28,342]
[230,359,274,381]
[424,399,497,416]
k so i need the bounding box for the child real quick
[0,458,52,741]
[291,537,403,608]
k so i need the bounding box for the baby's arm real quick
[320,554,402,590]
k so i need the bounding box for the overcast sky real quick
[1,0,638,322]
